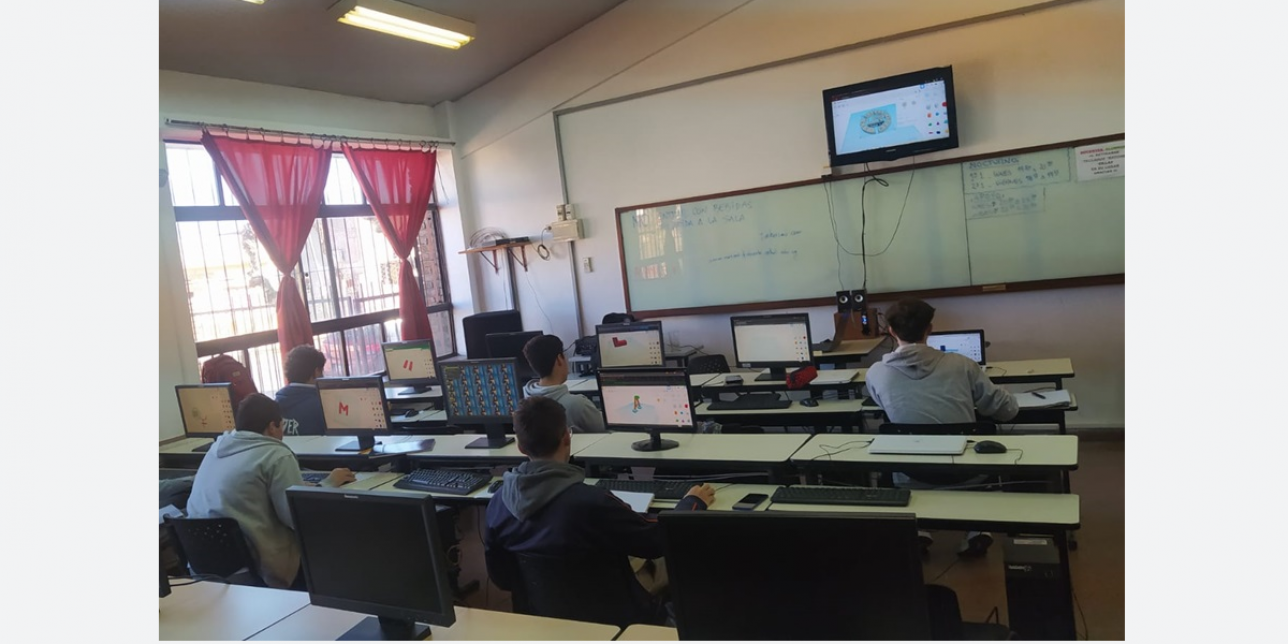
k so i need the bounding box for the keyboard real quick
[393,469,492,495]
[770,485,911,507]
[300,472,329,484]
[594,479,695,500]
[706,393,793,411]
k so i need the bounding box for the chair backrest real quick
[601,312,637,325]
[686,353,729,375]
[878,421,998,436]
[511,550,655,628]
[163,516,261,585]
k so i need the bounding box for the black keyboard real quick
[594,479,694,500]
[393,469,492,495]
[706,393,793,411]
[300,472,329,484]
[770,486,911,507]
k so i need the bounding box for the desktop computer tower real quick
[461,309,523,358]
[1002,536,1077,640]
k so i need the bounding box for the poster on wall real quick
[1074,141,1124,181]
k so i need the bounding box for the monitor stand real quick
[755,367,789,382]
[465,424,514,449]
[631,429,679,452]
[338,615,430,641]
[335,435,380,452]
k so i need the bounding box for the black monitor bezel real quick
[729,313,815,370]
[440,357,524,424]
[823,65,959,167]
[596,366,696,432]
[926,328,987,365]
[594,320,665,369]
[484,330,543,378]
[286,487,457,630]
[316,376,393,439]
[380,339,440,389]
[175,383,236,439]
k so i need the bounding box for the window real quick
[168,142,455,394]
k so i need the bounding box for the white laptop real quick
[868,435,968,455]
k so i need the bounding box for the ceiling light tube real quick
[331,0,475,49]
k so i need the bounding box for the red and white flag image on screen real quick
[403,359,414,371]
[612,337,628,348]
[338,402,349,416]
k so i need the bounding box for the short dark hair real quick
[512,396,567,458]
[236,393,283,434]
[884,298,937,343]
[284,345,327,383]
[523,335,564,378]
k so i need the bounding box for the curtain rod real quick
[164,119,455,149]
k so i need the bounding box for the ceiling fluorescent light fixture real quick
[241,0,266,4]
[331,0,475,49]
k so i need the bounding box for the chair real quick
[601,312,637,325]
[510,550,659,628]
[685,353,729,375]
[163,516,263,586]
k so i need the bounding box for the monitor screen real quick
[731,314,813,370]
[318,377,390,433]
[598,368,694,430]
[660,511,930,640]
[927,329,986,364]
[484,331,543,379]
[823,66,959,167]
[382,339,438,391]
[287,487,456,639]
[440,358,523,423]
[175,384,236,438]
[596,321,664,368]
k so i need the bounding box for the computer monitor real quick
[440,358,522,449]
[175,384,236,453]
[927,329,987,365]
[287,487,456,641]
[595,320,664,369]
[597,367,694,452]
[381,339,439,395]
[730,313,814,381]
[484,330,542,381]
[659,511,931,640]
[318,376,391,453]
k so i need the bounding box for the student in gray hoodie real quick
[185,394,355,588]
[865,298,1018,558]
[521,334,606,432]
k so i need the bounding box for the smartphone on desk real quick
[733,493,769,511]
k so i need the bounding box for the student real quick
[275,345,327,436]
[485,396,715,624]
[865,297,1018,558]
[522,334,607,432]
[185,394,355,588]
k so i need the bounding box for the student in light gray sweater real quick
[185,394,354,588]
[521,334,607,433]
[865,298,1018,558]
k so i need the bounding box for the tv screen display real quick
[823,66,958,167]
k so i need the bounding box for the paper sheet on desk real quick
[1015,390,1072,408]
[608,490,655,513]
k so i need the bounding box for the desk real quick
[567,374,720,396]
[694,397,870,432]
[697,368,864,397]
[404,433,611,469]
[616,624,679,640]
[812,336,889,365]
[789,433,1078,477]
[250,603,622,641]
[159,435,405,471]
[573,433,810,481]
[983,358,1075,389]
[159,580,309,641]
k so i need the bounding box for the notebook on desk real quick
[869,435,968,455]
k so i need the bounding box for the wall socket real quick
[582,257,593,273]
[556,204,575,220]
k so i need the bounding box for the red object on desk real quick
[786,366,818,389]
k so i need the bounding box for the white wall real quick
[451,0,1125,429]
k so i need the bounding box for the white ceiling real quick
[159,0,627,106]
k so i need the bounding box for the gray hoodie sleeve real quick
[567,395,607,433]
[266,451,305,529]
[971,372,1019,422]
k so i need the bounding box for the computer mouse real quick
[487,480,504,494]
[973,440,1007,454]
[800,398,819,407]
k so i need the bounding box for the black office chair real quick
[685,353,729,375]
[601,312,637,325]
[163,516,263,586]
[879,422,1000,488]
[511,550,661,628]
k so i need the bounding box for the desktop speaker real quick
[1002,536,1077,640]
[836,289,868,313]
[461,309,523,359]
[836,290,853,312]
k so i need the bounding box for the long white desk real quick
[567,373,720,395]
[616,624,679,641]
[789,434,1079,469]
[574,433,810,481]
[250,603,622,641]
[160,580,310,641]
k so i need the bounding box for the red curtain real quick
[202,132,331,359]
[341,144,438,342]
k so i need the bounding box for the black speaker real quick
[461,310,523,359]
[836,290,853,312]
[1002,537,1076,640]
[836,289,868,312]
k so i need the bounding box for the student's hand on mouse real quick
[325,468,357,487]
[687,483,716,506]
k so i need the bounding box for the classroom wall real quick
[157,75,465,441]
[449,0,1126,429]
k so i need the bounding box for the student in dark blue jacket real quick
[274,345,327,436]
[485,395,714,623]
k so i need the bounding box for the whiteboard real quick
[616,138,1124,315]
